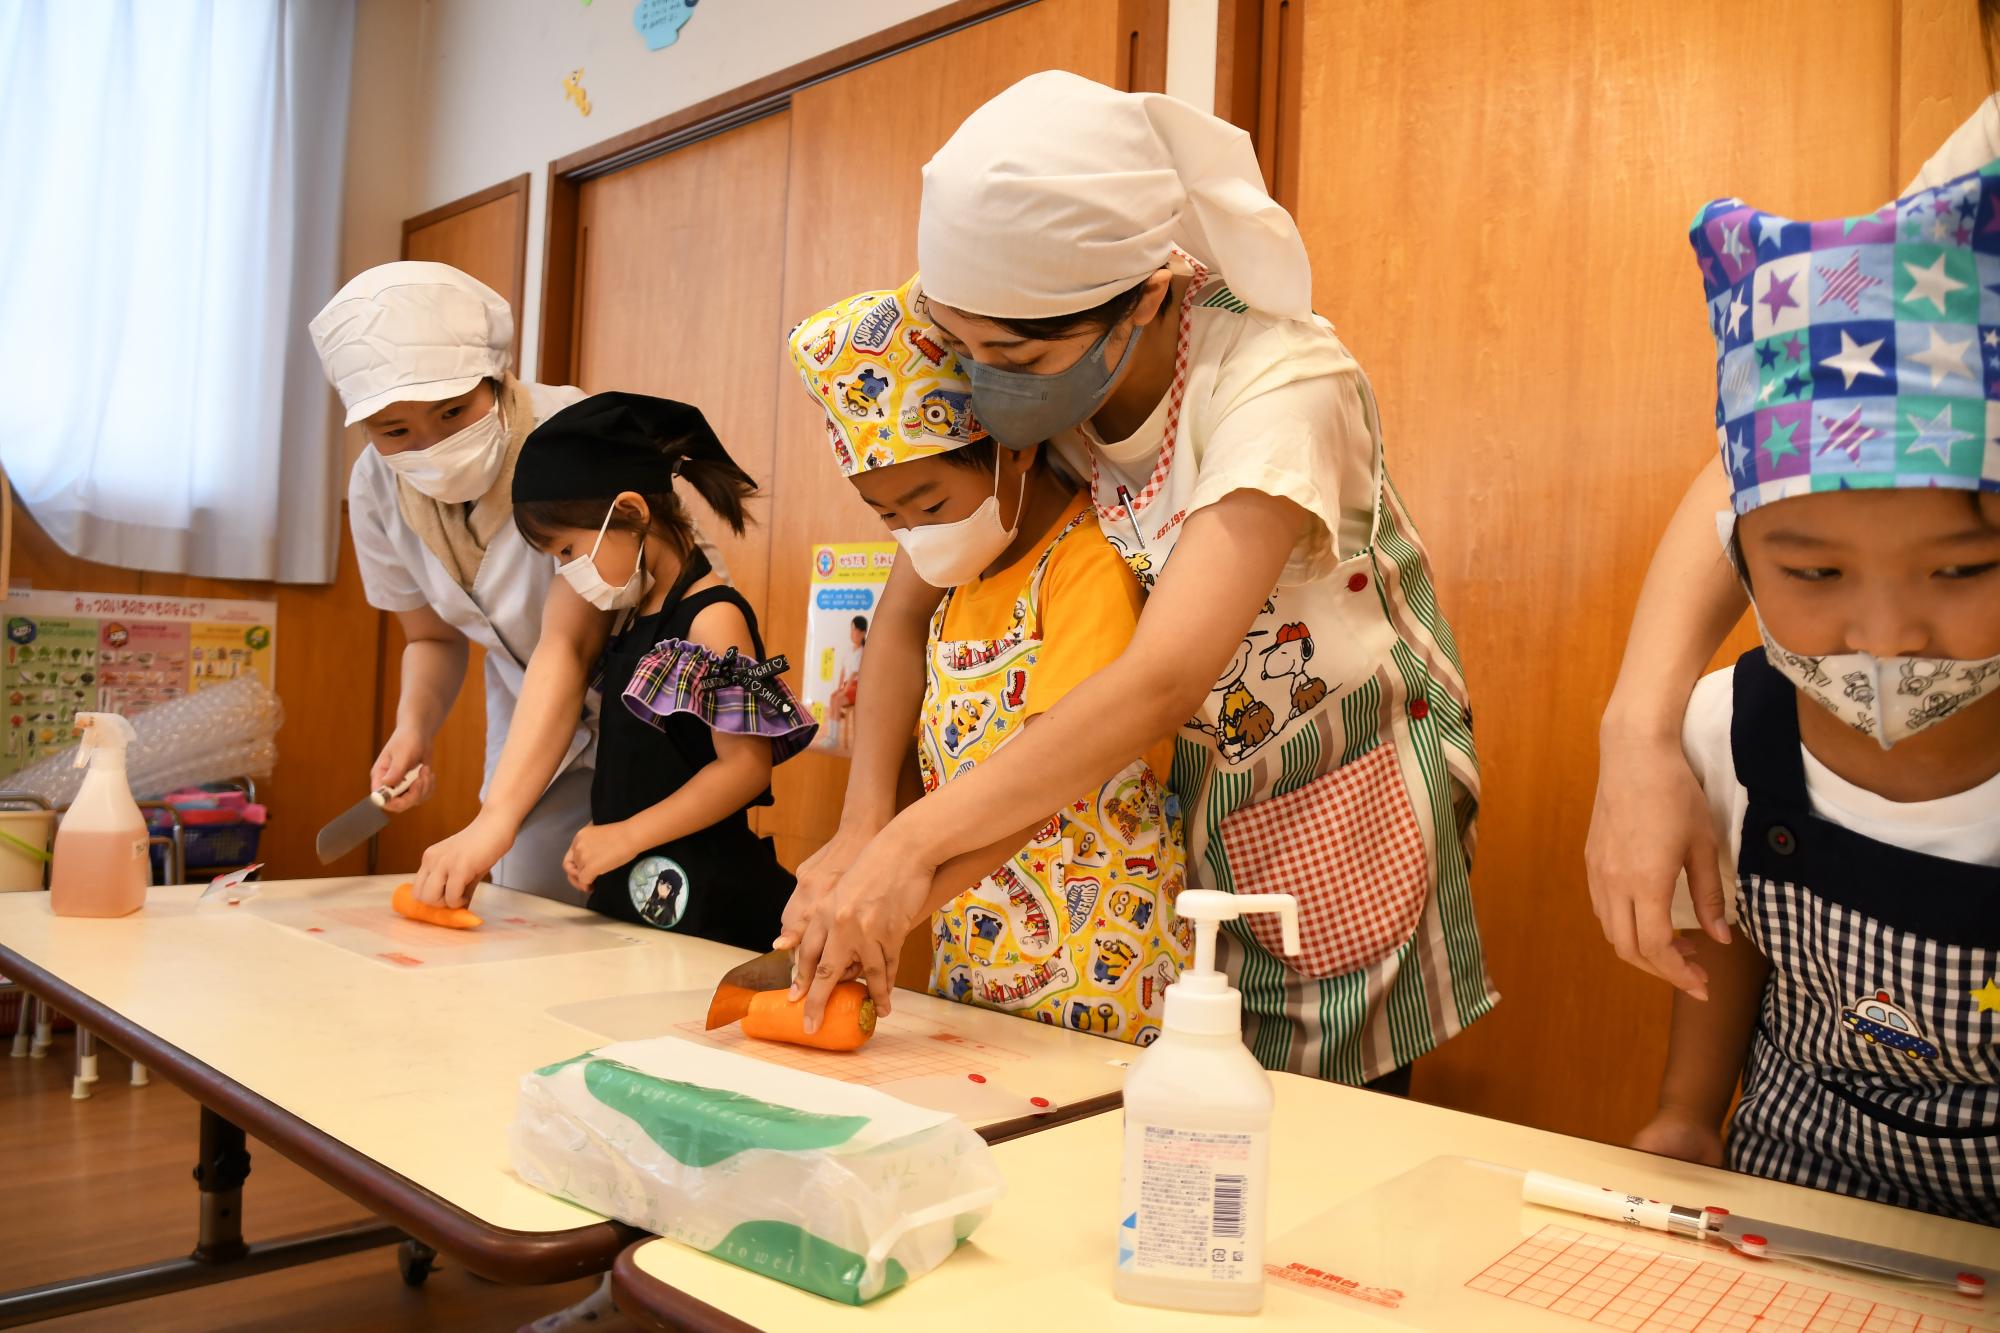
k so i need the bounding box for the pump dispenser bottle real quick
[49,713,149,918]
[1115,889,1299,1313]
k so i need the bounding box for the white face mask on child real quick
[892,451,1025,588]
[557,506,652,611]
[1757,625,2000,752]
[1717,510,2000,749]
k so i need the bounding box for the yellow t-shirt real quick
[938,490,1174,777]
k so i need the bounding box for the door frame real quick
[1213,0,1300,209]
[400,172,533,374]
[535,0,1170,385]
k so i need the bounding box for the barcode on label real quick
[1212,1174,1246,1238]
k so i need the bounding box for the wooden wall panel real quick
[370,181,533,874]
[763,0,1156,872]
[1289,0,1897,1143]
[6,507,381,880]
[571,112,794,625]
[1897,0,1992,188]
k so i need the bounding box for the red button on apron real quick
[1409,697,1430,720]
[1347,573,1369,593]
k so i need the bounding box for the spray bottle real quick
[49,713,150,918]
[1115,889,1299,1314]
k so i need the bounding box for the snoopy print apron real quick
[922,510,1191,1045]
[1088,266,1496,1083]
[1723,651,1998,1225]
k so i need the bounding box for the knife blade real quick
[705,948,795,1029]
[313,767,422,865]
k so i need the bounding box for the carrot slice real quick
[391,881,482,930]
[739,983,876,1051]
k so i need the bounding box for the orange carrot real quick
[740,983,875,1051]
[392,881,483,930]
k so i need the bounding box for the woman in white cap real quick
[310,260,718,902]
[780,73,1496,1089]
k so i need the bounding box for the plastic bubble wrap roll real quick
[9,679,284,805]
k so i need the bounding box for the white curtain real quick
[0,0,355,584]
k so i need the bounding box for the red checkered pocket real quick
[1217,744,1431,980]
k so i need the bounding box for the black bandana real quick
[512,392,730,502]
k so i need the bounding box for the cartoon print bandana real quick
[788,276,988,477]
[1691,163,2000,515]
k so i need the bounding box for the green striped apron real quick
[1086,269,1497,1083]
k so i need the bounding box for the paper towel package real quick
[510,1035,1005,1304]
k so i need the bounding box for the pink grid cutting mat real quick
[672,1014,1027,1086]
[1469,1226,1989,1332]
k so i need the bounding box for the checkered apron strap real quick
[1214,742,1431,980]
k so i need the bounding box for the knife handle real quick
[371,765,424,808]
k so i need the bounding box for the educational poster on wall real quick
[800,542,897,754]
[2,589,276,776]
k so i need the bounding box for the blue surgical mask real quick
[965,319,1145,449]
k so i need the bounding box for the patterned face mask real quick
[1756,622,2000,750]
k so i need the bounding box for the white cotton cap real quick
[918,71,1313,322]
[308,261,512,425]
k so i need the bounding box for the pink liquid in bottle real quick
[48,713,150,918]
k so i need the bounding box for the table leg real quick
[70,1029,96,1100]
[8,989,28,1058]
[0,1106,405,1327]
[193,1105,253,1262]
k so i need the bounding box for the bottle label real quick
[1118,1122,1263,1282]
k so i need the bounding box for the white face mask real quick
[376,402,508,503]
[1759,623,2000,751]
[892,452,1025,587]
[556,506,652,611]
[1717,511,2000,749]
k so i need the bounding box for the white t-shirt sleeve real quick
[1188,365,1372,586]
[1671,668,1745,930]
[1905,97,2000,194]
[346,458,430,614]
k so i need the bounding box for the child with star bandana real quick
[1632,168,2000,1225]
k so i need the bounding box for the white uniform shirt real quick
[1906,96,2000,194]
[347,381,595,791]
[1673,667,2000,928]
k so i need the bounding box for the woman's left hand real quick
[563,822,636,892]
[787,829,932,1032]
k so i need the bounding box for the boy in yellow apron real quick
[790,280,1189,1044]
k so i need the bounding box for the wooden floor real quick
[1,1028,606,1331]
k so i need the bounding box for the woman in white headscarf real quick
[780,73,1496,1089]
[310,261,722,905]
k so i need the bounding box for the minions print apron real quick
[922,511,1190,1046]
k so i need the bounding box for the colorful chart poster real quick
[2,589,276,779]
[800,542,897,754]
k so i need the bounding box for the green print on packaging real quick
[705,1220,910,1305]
[580,1059,869,1166]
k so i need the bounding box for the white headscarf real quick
[309,261,513,425]
[918,71,1313,322]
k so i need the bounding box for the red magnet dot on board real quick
[1030,1096,1050,1108]
[1409,697,1431,720]
[1958,1273,1986,1296]
[1347,573,1369,593]
[967,1074,985,1083]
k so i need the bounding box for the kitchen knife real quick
[313,767,422,865]
[705,948,796,1029]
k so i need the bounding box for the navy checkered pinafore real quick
[1724,650,2000,1226]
